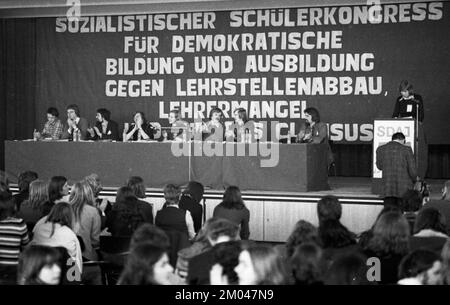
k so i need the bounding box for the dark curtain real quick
[0,18,37,175]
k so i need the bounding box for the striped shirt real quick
[0,217,30,265]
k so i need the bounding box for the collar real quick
[400,95,414,101]
[74,117,80,125]
[414,229,448,238]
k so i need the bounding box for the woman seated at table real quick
[296,107,334,168]
[87,108,119,141]
[167,109,189,142]
[225,108,256,143]
[202,107,224,142]
[123,112,155,142]
[35,107,64,140]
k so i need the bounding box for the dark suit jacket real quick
[62,117,89,140]
[90,120,120,141]
[376,141,417,198]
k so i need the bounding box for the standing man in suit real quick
[376,132,420,207]
[62,104,89,140]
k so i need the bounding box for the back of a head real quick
[164,184,180,205]
[392,132,406,142]
[213,240,242,284]
[18,171,38,193]
[69,181,95,220]
[291,242,323,285]
[130,223,170,250]
[398,249,439,280]
[319,218,355,249]
[115,186,138,206]
[28,179,49,208]
[205,218,239,244]
[184,181,204,203]
[317,195,342,222]
[324,252,370,285]
[442,180,450,200]
[245,244,288,285]
[127,176,146,199]
[286,220,320,257]
[46,202,73,229]
[0,191,14,220]
[83,173,102,197]
[370,211,410,256]
[413,207,447,235]
[222,186,244,209]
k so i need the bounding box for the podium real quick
[371,118,416,195]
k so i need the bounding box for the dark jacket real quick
[61,117,89,140]
[106,198,148,237]
[179,194,202,233]
[376,141,417,198]
[213,204,250,240]
[90,120,120,141]
[155,205,188,235]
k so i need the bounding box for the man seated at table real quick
[35,107,64,140]
[87,108,120,141]
[61,104,89,140]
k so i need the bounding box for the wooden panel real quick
[204,199,264,241]
[264,201,318,242]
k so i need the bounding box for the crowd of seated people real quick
[1,171,450,285]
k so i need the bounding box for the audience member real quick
[291,242,323,285]
[283,220,321,259]
[156,184,195,240]
[410,207,448,254]
[106,186,148,237]
[18,179,52,232]
[439,239,450,284]
[126,176,154,224]
[118,243,174,285]
[425,180,450,231]
[84,173,111,229]
[363,211,410,284]
[212,240,242,285]
[323,252,371,285]
[0,191,29,283]
[13,171,38,212]
[188,218,239,285]
[31,202,83,274]
[213,186,250,240]
[48,176,70,204]
[179,181,204,233]
[397,249,440,285]
[69,181,101,261]
[211,243,288,285]
[17,245,63,285]
[129,223,170,251]
[401,189,423,233]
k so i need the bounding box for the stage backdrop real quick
[31,1,450,144]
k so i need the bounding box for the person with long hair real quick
[364,211,410,284]
[31,202,83,274]
[106,186,148,237]
[18,179,52,232]
[225,108,255,143]
[211,243,288,285]
[203,107,225,142]
[123,111,155,142]
[290,242,323,285]
[118,243,174,285]
[323,252,371,285]
[284,220,321,259]
[69,181,101,261]
[126,176,154,224]
[48,176,70,204]
[87,108,120,141]
[13,171,38,212]
[397,249,441,285]
[409,208,449,254]
[179,181,204,233]
[83,173,112,230]
[425,180,450,232]
[213,186,250,240]
[17,245,63,285]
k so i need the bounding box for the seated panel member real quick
[167,109,188,141]
[87,108,120,141]
[225,108,256,143]
[61,104,89,140]
[202,107,224,142]
[37,107,64,140]
[123,112,155,142]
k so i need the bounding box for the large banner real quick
[35,2,450,143]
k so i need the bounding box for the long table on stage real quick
[4,140,330,192]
